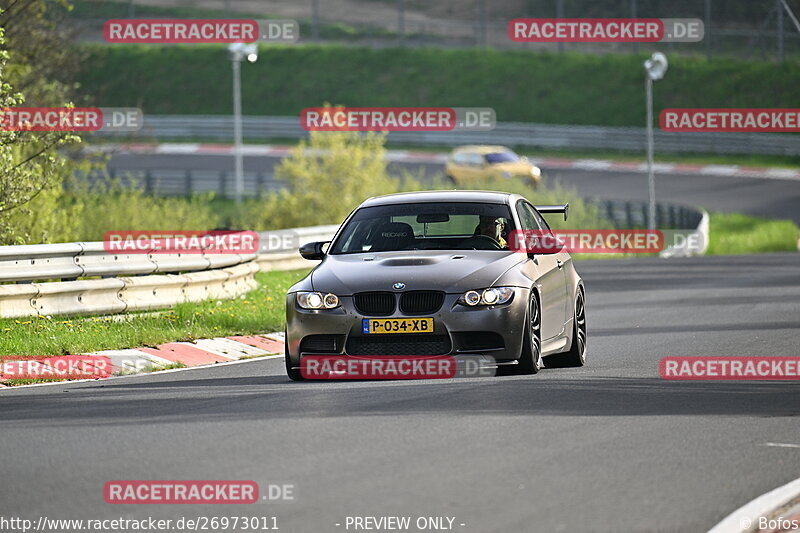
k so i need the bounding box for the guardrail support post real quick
[185,170,192,196]
[625,202,635,228]
[605,202,616,228]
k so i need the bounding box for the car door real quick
[516,200,569,341]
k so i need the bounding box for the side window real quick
[530,206,551,231]
[452,152,467,165]
[515,201,542,231]
[468,153,483,167]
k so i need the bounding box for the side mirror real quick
[299,241,329,261]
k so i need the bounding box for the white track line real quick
[707,476,800,532]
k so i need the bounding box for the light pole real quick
[228,42,258,203]
[644,52,668,231]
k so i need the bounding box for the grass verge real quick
[706,213,800,255]
[77,44,800,127]
[0,269,308,357]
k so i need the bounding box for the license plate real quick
[362,318,434,334]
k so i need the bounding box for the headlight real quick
[530,166,541,178]
[458,287,515,307]
[297,291,340,309]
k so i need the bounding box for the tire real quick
[513,290,542,375]
[445,174,457,185]
[285,331,304,381]
[547,289,587,368]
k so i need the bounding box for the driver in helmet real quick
[474,215,507,247]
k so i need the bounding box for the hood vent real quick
[380,257,439,266]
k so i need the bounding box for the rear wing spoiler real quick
[534,203,569,221]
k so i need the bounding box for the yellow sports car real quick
[445,145,541,187]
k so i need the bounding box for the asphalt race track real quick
[2,254,799,533]
[105,152,800,223]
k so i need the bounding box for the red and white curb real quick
[0,333,286,387]
[89,142,800,181]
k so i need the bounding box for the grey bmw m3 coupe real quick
[285,190,586,380]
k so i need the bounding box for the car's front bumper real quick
[285,288,529,367]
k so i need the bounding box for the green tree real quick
[0,23,80,244]
[234,130,420,229]
[0,1,88,244]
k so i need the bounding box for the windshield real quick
[330,202,515,253]
[484,151,520,164]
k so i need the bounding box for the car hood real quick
[309,251,526,295]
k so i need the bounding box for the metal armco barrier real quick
[0,227,338,318]
[0,242,258,283]
[255,225,339,272]
[588,199,703,230]
[0,232,263,318]
[587,199,708,257]
[94,115,800,156]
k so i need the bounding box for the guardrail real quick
[255,225,339,272]
[0,236,261,318]
[588,199,708,257]
[0,242,256,283]
[0,226,339,319]
[588,199,703,230]
[94,115,800,157]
